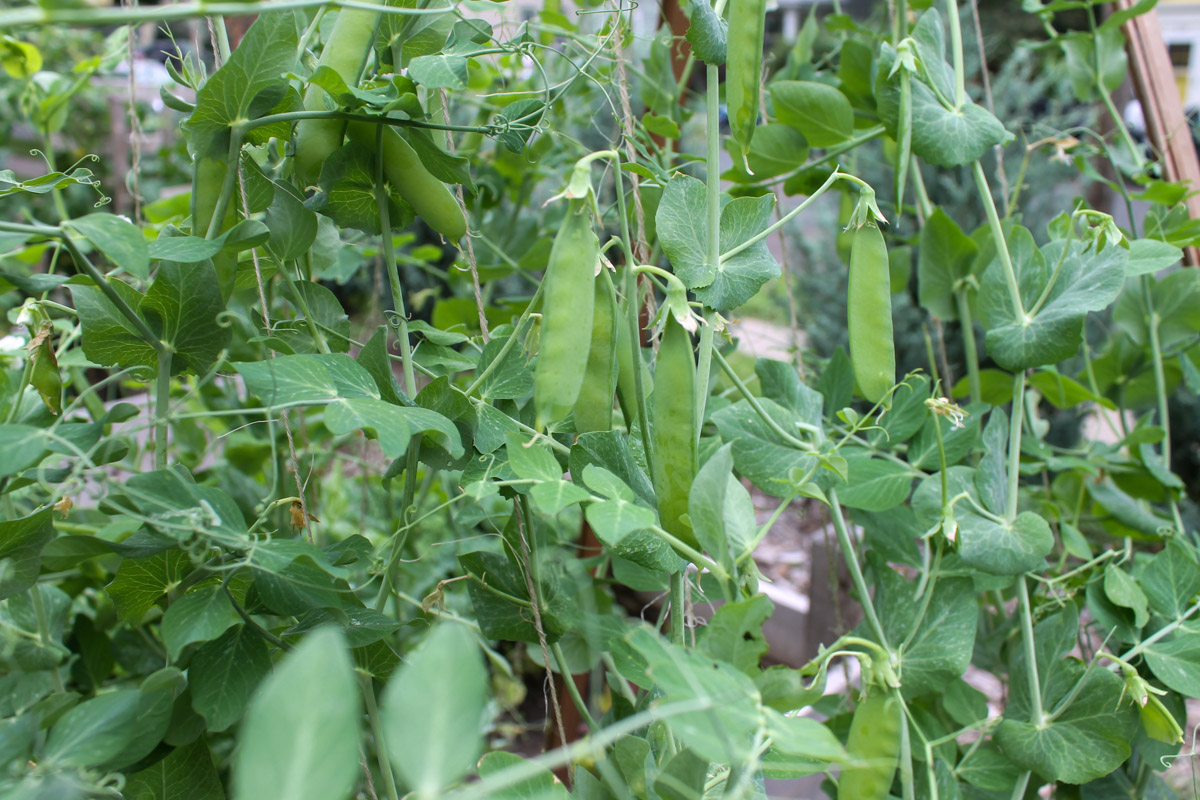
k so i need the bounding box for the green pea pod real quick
[534,200,598,430]
[726,0,767,164]
[574,269,618,433]
[614,299,652,426]
[652,318,698,552]
[294,7,382,186]
[839,691,902,800]
[345,122,467,240]
[847,221,895,404]
[28,326,61,415]
[191,155,238,298]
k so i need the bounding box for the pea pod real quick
[294,7,381,186]
[839,691,902,800]
[614,298,652,426]
[191,155,238,297]
[533,200,598,430]
[726,0,767,164]
[652,318,698,552]
[345,122,467,241]
[574,269,618,433]
[847,221,895,404]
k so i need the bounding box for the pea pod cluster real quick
[847,221,895,404]
[533,200,599,430]
[652,317,699,552]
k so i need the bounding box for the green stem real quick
[155,349,173,470]
[669,571,685,646]
[236,109,494,138]
[613,168,655,479]
[828,487,891,652]
[0,0,454,27]
[713,349,813,452]
[62,236,161,349]
[359,673,401,800]
[1006,371,1025,522]
[1011,771,1031,799]
[720,169,842,262]
[1120,597,1200,662]
[945,0,967,108]
[972,162,1025,321]
[551,642,598,732]
[204,131,244,240]
[954,289,981,405]
[1142,274,1186,534]
[1017,576,1044,726]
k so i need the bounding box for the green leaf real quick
[65,213,150,281]
[185,13,298,156]
[834,452,913,511]
[977,228,1127,370]
[148,219,271,262]
[878,572,977,698]
[996,663,1137,784]
[68,280,157,377]
[325,397,463,459]
[189,624,272,732]
[235,353,378,406]
[383,623,488,796]
[957,510,1053,576]
[314,142,409,236]
[769,81,853,147]
[1104,565,1149,629]
[655,175,779,309]
[1060,27,1127,101]
[529,481,591,515]
[265,184,318,261]
[271,280,350,355]
[124,737,225,800]
[654,748,708,800]
[725,124,810,182]
[688,443,737,564]
[0,508,54,601]
[506,431,562,483]
[161,586,239,661]
[762,708,845,767]
[684,0,727,65]
[141,261,230,375]
[107,550,193,624]
[1126,238,1183,276]
[917,208,978,320]
[408,53,468,90]
[696,594,773,674]
[1137,539,1200,620]
[1143,628,1200,697]
[233,628,360,800]
[711,399,815,499]
[586,498,658,548]
[477,751,570,800]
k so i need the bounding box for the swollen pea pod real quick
[345,122,467,241]
[191,155,238,298]
[838,691,902,800]
[726,0,768,165]
[533,200,598,430]
[574,269,619,433]
[847,221,895,404]
[652,318,699,552]
[294,7,381,187]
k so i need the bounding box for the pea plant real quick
[1,0,1199,798]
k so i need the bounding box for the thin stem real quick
[1119,597,1200,662]
[945,0,967,108]
[972,162,1026,322]
[204,131,244,240]
[1142,275,1186,534]
[236,109,494,137]
[719,169,842,262]
[62,236,162,350]
[0,0,455,28]
[955,289,981,405]
[551,642,598,732]
[669,571,685,646]
[1006,371,1025,522]
[828,487,891,652]
[1010,771,1032,800]
[1017,576,1044,726]
[713,349,813,452]
[155,349,172,470]
[359,673,401,800]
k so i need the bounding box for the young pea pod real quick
[726,0,768,165]
[294,7,382,186]
[847,221,895,404]
[534,200,599,430]
[838,691,902,800]
[344,122,467,241]
[652,317,698,552]
[191,155,238,297]
[574,269,618,433]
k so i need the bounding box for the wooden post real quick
[1119,0,1200,266]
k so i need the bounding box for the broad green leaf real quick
[506,432,562,483]
[65,213,150,281]
[957,510,1052,576]
[763,708,845,766]
[529,481,591,515]
[185,13,298,156]
[688,443,735,564]
[147,219,270,263]
[834,452,913,511]
[68,280,156,377]
[974,410,1007,515]
[477,751,570,800]
[124,737,225,800]
[122,467,249,545]
[917,208,978,320]
[770,81,853,147]
[314,141,409,236]
[655,175,779,309]
[684,0,727,65]
[233,628,360,800]
[696,594,773,674]
[1060,27,1127,101]
[459,551,576,643]
[654,748,708,800]
[570,432,656,507]
[0,508,54,600]
[1103,565,1149,629]
[725,124,809,182]
[955,745,1020,791]
[265,184,318,261]
[877,571,977,698]
[408,53,468,90]
[711,399,816,499]
[754,358,823,427]
[586,498,658,548]
[285,606,403,648]
[161,586,239,661]
[383,623,488,796]
[325,396,463,459]
[996,662,1137,784]
[190,625,272,732]
[977,228,1127,370]
[1137,539,1200,620]
[1113,268,1200,350]
[271,280,350,355]
[1143,628,1200,697]
[141,261,230,375]
[107,550,193,624]
[235,353,379,406]
[1126,238,1183,276]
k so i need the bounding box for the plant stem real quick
[359,673,401,800]
[1016,575,1044,726]
[720,169,842,262]
[713,349,813,452]
[204,131,244,240]
[1142,274,1186,534]
[669,571,685,645]
[945,0,967,108]
[155,349,173,470]
[1006,370,1025,522]
[828,487,891,652]
[1010,771,1031,800]
[972,162,1026,322]
[0,0,454,28]
[954,289,981,404]
[551,642,598,732]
